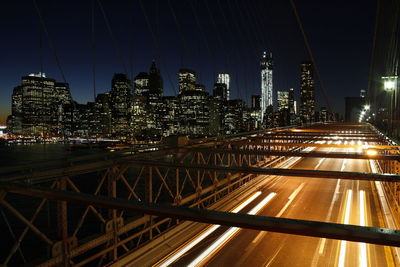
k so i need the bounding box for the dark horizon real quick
[0,0,375,124]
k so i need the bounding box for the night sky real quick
[0,0,375,124]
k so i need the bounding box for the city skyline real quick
[0,0,375,124]
[7,59,333,139]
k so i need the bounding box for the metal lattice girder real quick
[247,136,384,142]
[234,141,400,150]
[185,148,400,160]
[1,182,400,247]
[260,132,379,137]
[123,160,400,182]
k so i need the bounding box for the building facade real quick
[260,52,273,124]
[300,61,315,124]
[288,88,296,125]
[8,73,72,136]
[178,69,196,94]
[277,91,289,111]
[216,73,230,100]
[110,73,132,136]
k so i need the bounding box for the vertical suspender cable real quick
[33,0,67,83]
[39,27,45,137]
[289,0,333,114]
[367,0,380,106]
[167,0,188,68]
[138,0,177,96]
[96,0,128,75]
[203,0,228,71]
[91,0,96,101]
[188,0,217,83]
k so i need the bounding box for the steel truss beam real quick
[123,160,400,182]
[1,182,399,247]
[233,141,400,150]
[186,148,400,160]
[248,136,383,142]
[261,133,379,137]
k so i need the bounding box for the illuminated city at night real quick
[0,0,399,266]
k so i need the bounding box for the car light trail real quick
[276,183,304,217]
[158,140,324,267]
[338,189,352,267]
[359,190,368,267]
[187,192,277,267]
[157,191,262,267]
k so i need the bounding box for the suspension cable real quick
[138,0,177,96]
[203,0,229,71]
[96,0,128,75]
[91,0,96,101]
[367,0,380,102]
[289,0,333,113]
[188,0,217,81]
[32,0,67,83]
[167,0,188,67]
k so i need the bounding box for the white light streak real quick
[359,190,368,267]
[188,192,277,267]
[338,189,353,267]
[157,191,262,267]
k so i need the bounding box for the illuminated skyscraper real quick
[110,73,131,135]
[178,69,209,135]
[300,61,315,123]
[260,51,273,123]
[134,72,149,97]
[277,91,289,111]
[9,73,72,136]
[288,88,296,125]
[178,69,196,94]
[217,73,230,100]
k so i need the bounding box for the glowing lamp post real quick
[382,76,398,134]
[382,76,398,91]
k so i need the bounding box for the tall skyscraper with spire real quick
[260,51,273,123]
[148,61,163,97]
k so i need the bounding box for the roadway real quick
[156,144,396,266]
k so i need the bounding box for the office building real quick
[277,91,289,111]
[178,69,196,94]
[251,94,261,110]
[110,73,132,136]
[288,88,296,125]
[217,73,230,100]
[300,61,315,124]
[260,51,273,123]
[9,73,72,136]
[134,72,150,97]
[213,83,228,101]
[178,70,209,135]
[148,61,163,97]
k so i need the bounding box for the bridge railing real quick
[1,123,400,266]
[0,131,292,266]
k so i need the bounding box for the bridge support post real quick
[145,166,153,240]
[107,168,118,262]
[56,176,69,266]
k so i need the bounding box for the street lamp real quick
[382,76,398,91]
[381,76,398,135]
